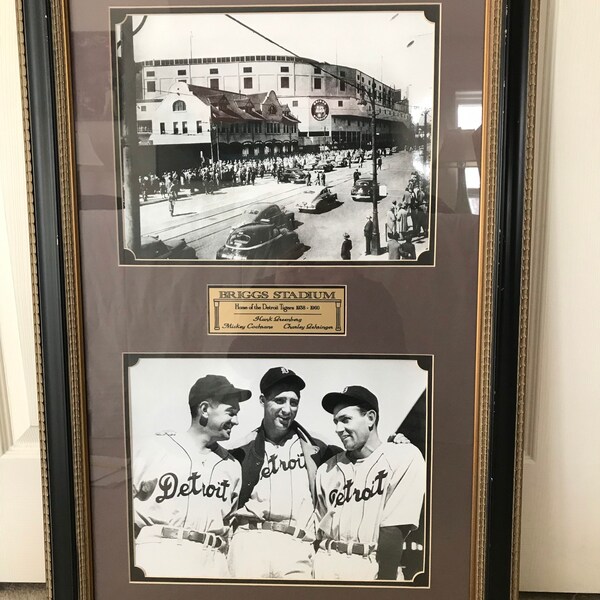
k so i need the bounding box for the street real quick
[139,150,431,261]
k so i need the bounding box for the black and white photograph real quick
[125,355,431,585]
[113,7,439,264]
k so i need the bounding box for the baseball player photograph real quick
[314,385,426,581]
[126,355,430,585]
[130,373,251,578]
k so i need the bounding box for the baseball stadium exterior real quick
[135,54,413,168]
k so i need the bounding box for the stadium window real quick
[314,67,321,74]
[313,78,322,90]
[340,81,346,92]
[209,68,219,74]
[160,122,165,134]
[338,101,343,107]
[146,81,156,93]
[243,67,252,73]
[146,70,155,77]
[173,122,179,134]
[140,106,147,112]
[182,121,188,134]
[280,76,289,89]
[173,100,186,111]
[340,70,346,77]
[292,100,298,107]
[280,66,289,73]
[177,69,187,75]
[196,121,203,133]
[210,78,219,89]
[243,77,252,89]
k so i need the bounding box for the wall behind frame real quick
[1,0,599,591]
[519,0,600,593]
[0,0,45,584]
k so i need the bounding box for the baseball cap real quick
[260,367,306,396]
[189,375,251,408]
[321,385,379,414]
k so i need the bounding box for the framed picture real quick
[19,0,539,598]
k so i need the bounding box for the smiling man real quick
[314,385,426,581]
[228,367,340,579]
[131,374,251,579]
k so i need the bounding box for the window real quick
[243,67,252,73]
[209,68,219,74]
[314,67,321,74]
[340,70,346,77]
[146,81,156,93]
[280,76,289,89]
[146,70,155,77]
[313,78,322,90]
[340,81,346,92]
[292,100,298,107]
[177,69,187,76]
[172,100,186,111]
[173,122,179,134]
[210,78,219,90]
[160,122,165,134]
[280,66,289,73]
[338,101,343,107]
[243,77,252,89]
[140,106,147,112]
[137,120,152,133]
[182,121,188,134]
[196,121,203,133]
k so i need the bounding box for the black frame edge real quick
[22,0,79,597]
[487,0,532,598]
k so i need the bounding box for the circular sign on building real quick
[311,99,329,121]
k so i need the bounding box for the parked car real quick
[314,160,334,172]
[364,150,373,160]
[137,235,197,259]
[304,159,319,170]
[350,178,388,202]
[296,186,339,213]
[279,168,308,183]
[216,223,302,260]
[333,156,348,168]
[236,202,295,230]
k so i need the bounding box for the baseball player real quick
[132,374,251,578]
[228,367,340,579]
[314,385,426,581]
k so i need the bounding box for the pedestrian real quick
[341,233,352,260]
[364,214,374,256]
[397,201,410,238]
[321,172,326,186]
[353,169,360,184]
[386,201,398,240]
[377,156,383,171]
[306,171,312,187]
[399,231,416,260]
[387,232,401,260]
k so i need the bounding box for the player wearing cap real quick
[228,367,340,579]
[314,385,426,581]
[132,374,251,578]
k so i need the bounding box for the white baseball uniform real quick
[132,431,242,578]
[228,432,316,579]
[314,442,425,581]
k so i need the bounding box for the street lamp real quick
[358,80,382,256]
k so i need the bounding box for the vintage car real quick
[350,178,388,202]
[333,156,348,168]
[216,223,302,260]
[236,202,295,230]
[279,168,308,184]
[314,160,334,172]
[137,235,197,259]
[296,186,339,213]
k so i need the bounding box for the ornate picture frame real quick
[18,0,540,598]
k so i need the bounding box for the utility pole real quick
[369,84,381,255]
[119,16,141,256]
[422,109,429,159]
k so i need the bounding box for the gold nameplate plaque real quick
[208,286,346,335]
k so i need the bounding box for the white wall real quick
[519,0,600,593]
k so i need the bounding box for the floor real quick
[0,584,598,599]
